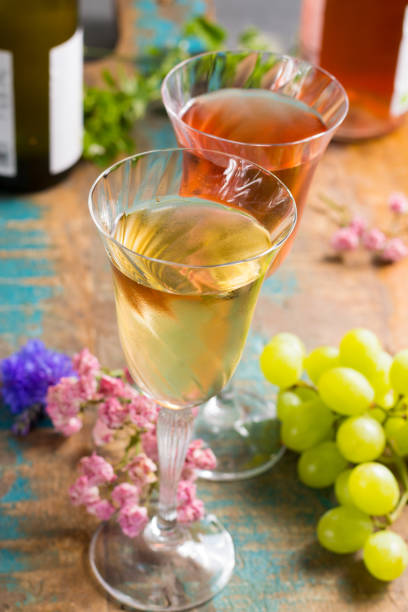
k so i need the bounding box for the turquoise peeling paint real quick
[261,269,299,303]
[0,228,47,250]
[139,121,177,150]
[6,436,28,467]
[134,0,207,54]
[0,198,57,350]
[0,550,27,573]
[0,199,41,223]
[0,511,25,540]
[0,284,54,306]
[1,477,34,503]
[0,308,44,337]
[0,258,54,279]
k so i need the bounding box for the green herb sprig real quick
[83,17,274,166]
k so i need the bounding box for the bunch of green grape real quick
[260,329,408,581]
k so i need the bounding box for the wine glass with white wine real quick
[88,147,296,611]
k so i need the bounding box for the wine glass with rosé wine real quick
[88,148,296,611]
[162,50,348,481]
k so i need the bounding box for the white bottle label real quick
[0,50,17,177]
[391,5,408,117]
[49,28,83,174]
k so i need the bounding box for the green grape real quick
[348,462,400,515]
[335,469,357,507]
[318,367,375,416]
[297,441,348,488]
[304,346,340,384]
[369,351,392,395]
[317,506,373,553]
[271,332,305,356]
[322,425,335,441]
[390,350,408,395]
[276,390,302,421]
[339,328,382,378]
[260,334,304,389]
[375,388,397,410]
[293,386,317,402]
[363,531,408,581]
[369,408,386,424]
[336,415,385,463]
[280,398,334,452]
[385,418,408,457]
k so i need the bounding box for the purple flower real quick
[331,227,359,252]
[1,340,75,415]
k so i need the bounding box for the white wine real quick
[0,0,83,192]
[110,196,276,409]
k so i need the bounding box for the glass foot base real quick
[194,389,285,481]
[89,514,234,611]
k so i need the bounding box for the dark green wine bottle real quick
[0,0,83,192]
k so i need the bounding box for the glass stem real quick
[157,406,194,532]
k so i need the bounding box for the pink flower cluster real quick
[46,348,100,435]
[330,192,408,263]
[181,439,217,481]
[69,440,214,537]
[69,453,116,520]
[177,481,204,523]
[47,348,216,539]
[92,375,160,447]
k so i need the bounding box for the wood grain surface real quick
[2,2,408,611]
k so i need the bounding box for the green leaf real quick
[182,16,226,50]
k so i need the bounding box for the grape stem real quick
[386,450,408,524]
[292,381,315,391]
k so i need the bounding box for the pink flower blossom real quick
[362,228,387,251]
[59,416,83,436]
[46,377,83,434]
[79,452,116,486]
[69,475,99,506]
[72,349,100,401]
[92,418,114,446]
[72,348,100,378]
[77,375,98,401]
[99,375,127,398]
[185,439,217,472]
[178,499,205,523]
[98,397,128,429]
[389,191,408,214]
[176,480,205,523]
[381,238,408,262]
[112,483,140,508]
[87,499,116,521]
[141,429,158,462]
[349,215,367,237]
[331,227,359,252]
[180,464,196,482]
[128,395,160,429]
[118,503,148,537]
[126,453,157,486]
[177,480,197,505]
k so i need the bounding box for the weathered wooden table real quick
[2,4,408,612]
